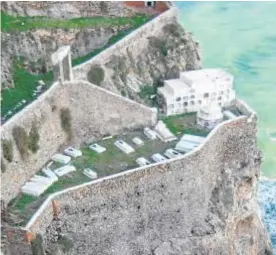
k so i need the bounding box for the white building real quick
[157,69,235,116]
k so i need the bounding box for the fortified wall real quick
[1,80,157,202]
[12,99,271,255]
[72,6,179,80]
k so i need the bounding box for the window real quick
[183,96,188,100]
[190,101,195,105]
[204,93,209,98]
[176,97,181,102]
[183,102,188,106]
[198,100,202,104]
[219,91,224,95]
[190,95,195,99]
[211,92,217,96]
[169,104,174,109]
[218,96,222,100]
[190,89,195,93]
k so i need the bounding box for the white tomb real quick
[114,140,135,154]
[197,102,223,129]
[21,174,55,197]
[89,143,106,154]
[175,134,206,153]
[54,165,76,177]
[83,168,98,179]
[132,137,144,146]
[154,121,177,142]
[64,147,82,158]
[151,153,167,163]
[223,110,237,120]
[136,157,151,167]
[51,154,71,164]
[164,148,182,159]
[42,168,58,182]
[144,127,157,140]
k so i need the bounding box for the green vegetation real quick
[1,14,150,120]
[138,85,156,99]
[8,194,38,211]
[2,139,13,162]
[87,65,105,85]
[57,235,74,253]
[31,234,45,255]
[60,108,72,140]
[162,112,210,136]
[12,126,29,160]
[1,11,149,32]
[149,36,168,56]
[1,59,53,117]
[28,124,40,153]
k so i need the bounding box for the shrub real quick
[149,36,168,56]
[60,108,72,140]
[87,65,105,86]
[28,124,40,153]
[1,159,6,173]
[57,235,73,253]
[31,233,45,255]
[2,139,13,162]
[12,126,29,160]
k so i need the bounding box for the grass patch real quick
[162,112,210,136]
[12,126,29,160]
[1,60,53,117]
[2,139,13,162]
[1,11,149,32]
[8,194,37,211]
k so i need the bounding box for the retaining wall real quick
[1,80,157,202]
[72,6,178,80]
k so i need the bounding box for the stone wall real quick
[20,100,272,254]
[72,6,179,80]
[1,80,157,203]
[1,1,139,18]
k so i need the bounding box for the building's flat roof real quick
[180,68,233,86]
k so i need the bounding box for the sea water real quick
[176,2,276,252]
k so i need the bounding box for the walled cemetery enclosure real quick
[7,111,211,226]
[13,99,271,255]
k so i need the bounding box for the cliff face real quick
[103,21,201,100]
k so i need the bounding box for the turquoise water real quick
[176,1,276,178]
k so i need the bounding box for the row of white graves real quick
[21,146,98,197]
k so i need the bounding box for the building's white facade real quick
[158,69,235,116]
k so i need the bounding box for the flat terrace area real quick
[5,112,210,227]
